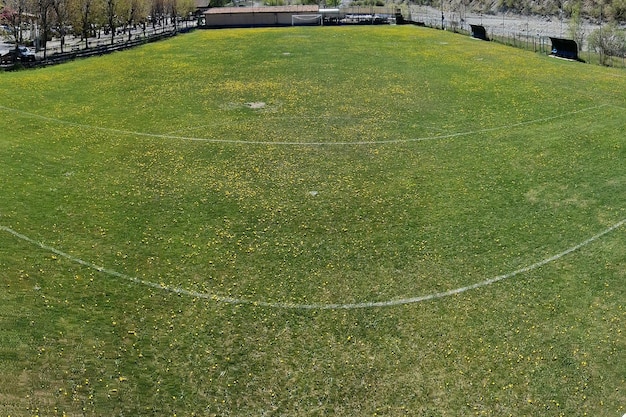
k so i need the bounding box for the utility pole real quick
[599,1,603,64]
[440,0,444,30]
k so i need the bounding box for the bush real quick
[588,24,626,65]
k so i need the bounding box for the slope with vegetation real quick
[414,0,626,22]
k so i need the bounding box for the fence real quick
[1,21,196,71]
[408,5,626,69]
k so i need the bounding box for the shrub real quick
[588,23,626,65]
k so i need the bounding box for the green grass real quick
[1,26,625,416]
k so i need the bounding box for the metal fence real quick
[2,21,196,70]
[408,5,626,69]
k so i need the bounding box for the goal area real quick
[292,14,323,26]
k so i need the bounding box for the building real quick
[203,6,321,28]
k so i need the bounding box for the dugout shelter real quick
[549,37,580,60]
[470,24,488,41]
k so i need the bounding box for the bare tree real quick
[588,23,626,65]
[568,0,585,51]
[105,0,117,44]
[150,0,164,30]
[51,0,69,52]
[36,0,54,58]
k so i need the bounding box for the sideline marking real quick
[2,218,624,309]
[0,104,611,146]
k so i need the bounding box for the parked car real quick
[0,46,36,65]
[17,46,36,62]
[0,52,13,65]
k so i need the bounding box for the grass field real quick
[0,25,625,416]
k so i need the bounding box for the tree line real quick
[1,0,195,56]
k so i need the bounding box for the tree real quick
[165,0,177,30]
[104,0,118,44]
[1,6,20,46]
[118,0,145,40]
[82,0,95,42]
[51,0,70,52]
[169,0,195,26]
[36,0,55,57]
[208,0,227,6]
[568,1,585,51]
[1,0,28,46]
[72,0,100,48]
[588,23,626,65]
[150,0,164,29]
[607,0,626,22]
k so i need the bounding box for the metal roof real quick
[205,5,319,14]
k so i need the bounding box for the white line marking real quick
[0,104,610,146]
[2,218,624,309]
[609,104,626,111]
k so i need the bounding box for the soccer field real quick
[1,26,624,416]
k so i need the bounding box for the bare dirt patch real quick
[245,102,267,109]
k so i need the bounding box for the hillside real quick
[412,0,626,22]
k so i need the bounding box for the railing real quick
[407,8,626,70]
[2,20,197,70]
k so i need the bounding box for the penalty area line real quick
[1,218,625,309]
